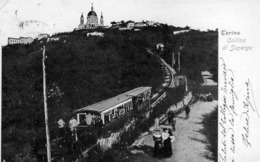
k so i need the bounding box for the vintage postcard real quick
[0,0,259,161]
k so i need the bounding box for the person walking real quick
[153,130,163,158]
[58,117,65,138]
[185,104,190,119]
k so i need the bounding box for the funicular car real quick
[73,87,152,147]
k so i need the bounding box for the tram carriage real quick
[73,87,152,139]
[35,87,152,159]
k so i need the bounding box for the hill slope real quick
[2,28,164,161]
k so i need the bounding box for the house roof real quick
[74,87,151,114]
[127,20,135,23]
[8,37,21,40]
[39,33,50,36]
[20,37,33,39]
[201,71,212,76]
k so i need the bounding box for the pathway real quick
[128,77,217,162]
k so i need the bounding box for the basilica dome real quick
[88,11,97,16]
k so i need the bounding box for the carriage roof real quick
[73,87,151,114]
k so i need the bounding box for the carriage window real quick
[113,108,119,119]
[126,102,129,112]
[123,103,126,112]
[130,101,133,110]
[128,102,132,111]
[78,114,86,124]
[104,114,110,124]
[117,105,125,116]
[128,102,131,111]
[119,109,125,116]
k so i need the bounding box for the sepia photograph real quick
[4,0,260,162]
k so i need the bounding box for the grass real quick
[199,106,218,161]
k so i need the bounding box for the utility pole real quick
[178,51,180,72]
[178,46,183,72]
[185,76,188,92]
[42,46,51,162]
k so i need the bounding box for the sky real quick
[0,0,260,45]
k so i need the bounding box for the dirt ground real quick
[128,78,218,162]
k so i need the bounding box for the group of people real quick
[153,111,176,159]
[57,117,78,140]
[152,103,192,158]
[199,92,213,102]
[153,128,175,158]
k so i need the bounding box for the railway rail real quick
[150,58,176,108]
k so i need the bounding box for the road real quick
[127,76,217,162]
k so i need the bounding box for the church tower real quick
[78,13,85,29]
[100,12,104,26]
[80,13,84,24]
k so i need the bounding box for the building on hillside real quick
[20,37,34,44]
[135,22,147,28]
[8,37,34,45]
[146,21,155,26]
[47,37,60,42]
[110,21,119,27]
[87,32,104,37]
[127,21,135,29]
[119,27,131,30]
[38,33,50,40]
[153,22,161,27]
[77,3,104,30]
[8,37,23,45]
[173,30,190,35]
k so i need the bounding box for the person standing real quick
[69,117,78,140]
[162,128,173,158]
[208,92,213,101]
[58,117,65,137]
[167,110,174,125]
[96,116,103,136]
[185,104,190,119]
[85,113,93,125]
[153,130,163,158]
[154,116,160,130]
[172,119,176,131]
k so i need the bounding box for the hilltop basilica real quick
[78,4,104,29]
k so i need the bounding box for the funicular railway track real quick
[150,58,176,108]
